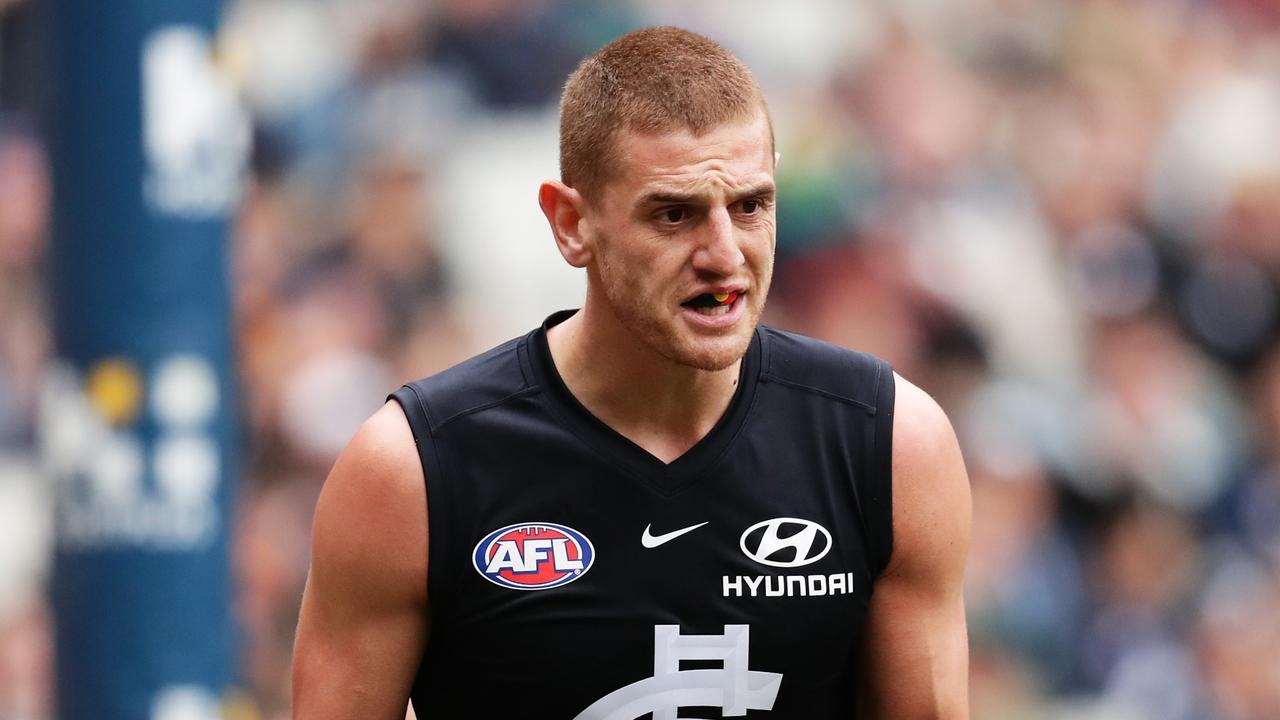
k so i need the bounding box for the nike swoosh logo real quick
[641,521,709,548]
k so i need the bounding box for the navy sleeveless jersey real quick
[389,310,895,719]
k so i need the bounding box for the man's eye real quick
[660,208,686,223]
[741,199,760,214]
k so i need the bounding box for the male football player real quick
[293,26,970,719]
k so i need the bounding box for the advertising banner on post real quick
[46,1,248,717]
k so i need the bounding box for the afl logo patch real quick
[473,522,595,590]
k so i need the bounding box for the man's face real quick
[583,112,776,371]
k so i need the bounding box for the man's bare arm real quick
[860,373,971,718]
[292,401,429,719]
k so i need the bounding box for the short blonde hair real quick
[559,26,772,202]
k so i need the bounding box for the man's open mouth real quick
[681,292,740,316]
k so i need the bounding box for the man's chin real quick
[664,332,753,372]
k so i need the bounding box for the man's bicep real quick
[860,567,969,718]
[859,374,971,719]
[292,402,429,720]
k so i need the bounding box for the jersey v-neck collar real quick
[521,309,762,494]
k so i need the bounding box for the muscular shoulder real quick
[885,373,970,580]
[293,402,429,716]
[758,326,887,412]
[309,401,427,608]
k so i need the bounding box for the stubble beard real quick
[594,246,763,373]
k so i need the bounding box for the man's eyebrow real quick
[639,191,698,207]
[638,183,776,207]
[730,183,776,202]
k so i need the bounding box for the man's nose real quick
[692,207,745,275]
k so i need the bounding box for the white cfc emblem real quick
[574,625,782,720]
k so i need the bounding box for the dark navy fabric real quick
[389,310,895,718]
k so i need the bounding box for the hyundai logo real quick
[739,518,832,568]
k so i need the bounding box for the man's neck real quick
[546,302,743,464]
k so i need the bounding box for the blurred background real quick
[2,0,1280,718]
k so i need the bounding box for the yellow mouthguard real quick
[713,293,730,303]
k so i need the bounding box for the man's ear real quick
[539,181,593,268]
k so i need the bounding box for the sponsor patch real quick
[739,517,832,568]
[473,522,594,590]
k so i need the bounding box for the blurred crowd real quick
[3,0,1280,718]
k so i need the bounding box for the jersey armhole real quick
[388,385,455,619]
[865,360,895,580]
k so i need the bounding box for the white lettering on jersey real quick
[485,541,528,573]
[485,538,585,574]
[551,538,584,571]
[722,572,857,598]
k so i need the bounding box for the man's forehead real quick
[610,115,775,198]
